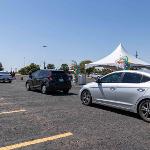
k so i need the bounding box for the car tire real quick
[138,99,150,123]
[26,83,31,91]
[9,80,12,83]
[81,90,92,106]
[63,89,69,94]
[41,85,47,94]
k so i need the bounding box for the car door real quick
[115,72,148,109]
[93,72,123,105]
[31,70,40,88]
[37,70,50,90]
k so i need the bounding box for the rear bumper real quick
[47,82,72,91]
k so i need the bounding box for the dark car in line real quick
[26,70,72,94]
[0,71,13,83]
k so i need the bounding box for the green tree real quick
[47,64,55,69]
[79,60,94,74]
[99,68,112,75]
[18,63,40,75]
[0,62,4,71]
[60,64,69,73]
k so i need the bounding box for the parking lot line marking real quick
[0,109,26,115]
[0,132,73,150]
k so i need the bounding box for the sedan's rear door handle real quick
[137,88,145,92]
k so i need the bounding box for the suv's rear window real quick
[52,71,68,80]
[52,71,65,75]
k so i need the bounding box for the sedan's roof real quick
[114,70,150,77]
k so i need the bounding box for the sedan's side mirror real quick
[96,77,102,83]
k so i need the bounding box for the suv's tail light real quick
[48,76,53,81]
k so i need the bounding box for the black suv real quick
[26,70,72,94]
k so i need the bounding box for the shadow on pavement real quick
[29,90,78,96]
[48,91,78,96]
[90,103,141,120]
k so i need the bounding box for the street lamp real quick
[24,57,26,67]
[42,45,48,69]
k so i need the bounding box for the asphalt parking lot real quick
[0,79,150,150]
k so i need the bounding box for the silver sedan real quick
[79,70,150,122]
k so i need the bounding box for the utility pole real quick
[136,51,138,58]
[44,61,46,69]
[24,57,26,67]
[42,45,48,69]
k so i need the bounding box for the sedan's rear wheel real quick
[41,85,47,94]
[81,90,92,106]
[138,100,150,123]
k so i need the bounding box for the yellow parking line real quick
[0,132,73,150]
[0,109,26,115]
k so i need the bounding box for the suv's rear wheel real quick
[81,90,92,106]
[26,83,31,91]
[138,99,150,122]
[41,85,47,94]
[63,89,69,94]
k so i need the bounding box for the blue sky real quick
[0,0,150,71]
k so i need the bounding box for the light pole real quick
[44,61,46,69]
[42,45,48,69]
[24,57,26,67]
[136,51,138,58]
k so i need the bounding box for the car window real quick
[122,73,142,83]
[0,72,10,75]
[52,71,68,80]
[101,73,122,83]
[39,70,50,77]
[141,75,150,83]
[32,70,40,78]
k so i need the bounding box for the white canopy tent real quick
[85,44,150,69]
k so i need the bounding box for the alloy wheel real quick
[139,100,150,122]
[81,90,92,106]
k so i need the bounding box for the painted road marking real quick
[0,132,73,150]
[0,109,26,115]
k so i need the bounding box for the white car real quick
[79,70,150,122]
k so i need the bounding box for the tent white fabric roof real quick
[85,44,150,69]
